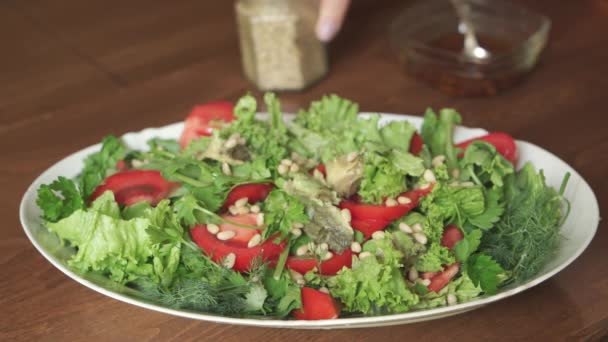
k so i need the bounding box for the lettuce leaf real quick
[421,108,461,170]
[330,233,418,314]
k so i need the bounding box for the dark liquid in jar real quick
[408,32,526,97]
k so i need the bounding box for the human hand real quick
[316,0,351,42]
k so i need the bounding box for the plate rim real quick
[19,112,600,329]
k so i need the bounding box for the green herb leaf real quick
[467,254,504,294]
[36,176,84,222]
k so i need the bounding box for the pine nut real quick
[250,205,260,213]
[413,232,428,245]
[319,287,330,294]
[237,206,250,215]
[432,155,446,167]
[397,196,412,204]
[228,205,239,215]
[277,164,288,175]
[322,251,333,261]
[293,222,304,229]
[412,223,423,233]
[223,253,236,269]
[350,241,362,253]
[290,227,302,237]
[206,223,220,234]
[221,162,231,176]
[289,163,300,173]
[372,231,385,240]
[385,198,398,207]
[359,251,372,259]
[423,169,436,183]
[281,159,293,166]
[447,294,457,306]
[234,197,249,208]
[217,230,236,241]
[296,244,309,256]
[347,151,358,162]
[399,222,413,234]
[451,168,461,179]
[248,234,262,248]
[408,267,419,281]
[420,278,431,286]
[289,269,304,284]
[224,138,237,149]
[340,208,352,222]
[256,213,264,226]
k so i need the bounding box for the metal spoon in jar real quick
[450,0,491,61]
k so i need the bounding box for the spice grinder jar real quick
[235,0,329,91]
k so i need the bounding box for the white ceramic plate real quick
[19,113,600,329]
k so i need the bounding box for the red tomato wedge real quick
[350,219,390,239]
[89,170,178,206]
[222,183,274,210]
[190,217,285,272]
[427,263,461,293]
[214,213,261,247]
[409,132,424,156]
[286,249,353,276]
[455,132,518,164]
[179,101,236,148]
[292,287,339,320]
[441,224,465,250]
[339,185,434,222]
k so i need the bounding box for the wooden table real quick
[2,0,606,340]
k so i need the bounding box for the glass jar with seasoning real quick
[235,0,328,91]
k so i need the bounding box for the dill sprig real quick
[481,164,570,283]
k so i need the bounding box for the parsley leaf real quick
[454,229,482,262]
[77,135,126,200]
[467,254,504,294]
[36,176,84,222]
[262,189,309,241]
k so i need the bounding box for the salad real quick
[36,93,570,320]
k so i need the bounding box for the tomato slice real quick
[222,183,274,210]
[409,132,424,156]
[441,224,464,250]
[427,263,460,293]
[190,220,285,272]
[89,170,178,206]
[286,249,352,276]
[339,186,434,222]
[292,287,339,320]
[179,101,236,148]
[350,219,390,239]
[214,213,261,247]
[455,132,518,164]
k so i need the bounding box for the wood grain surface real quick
[1,0,607,341]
